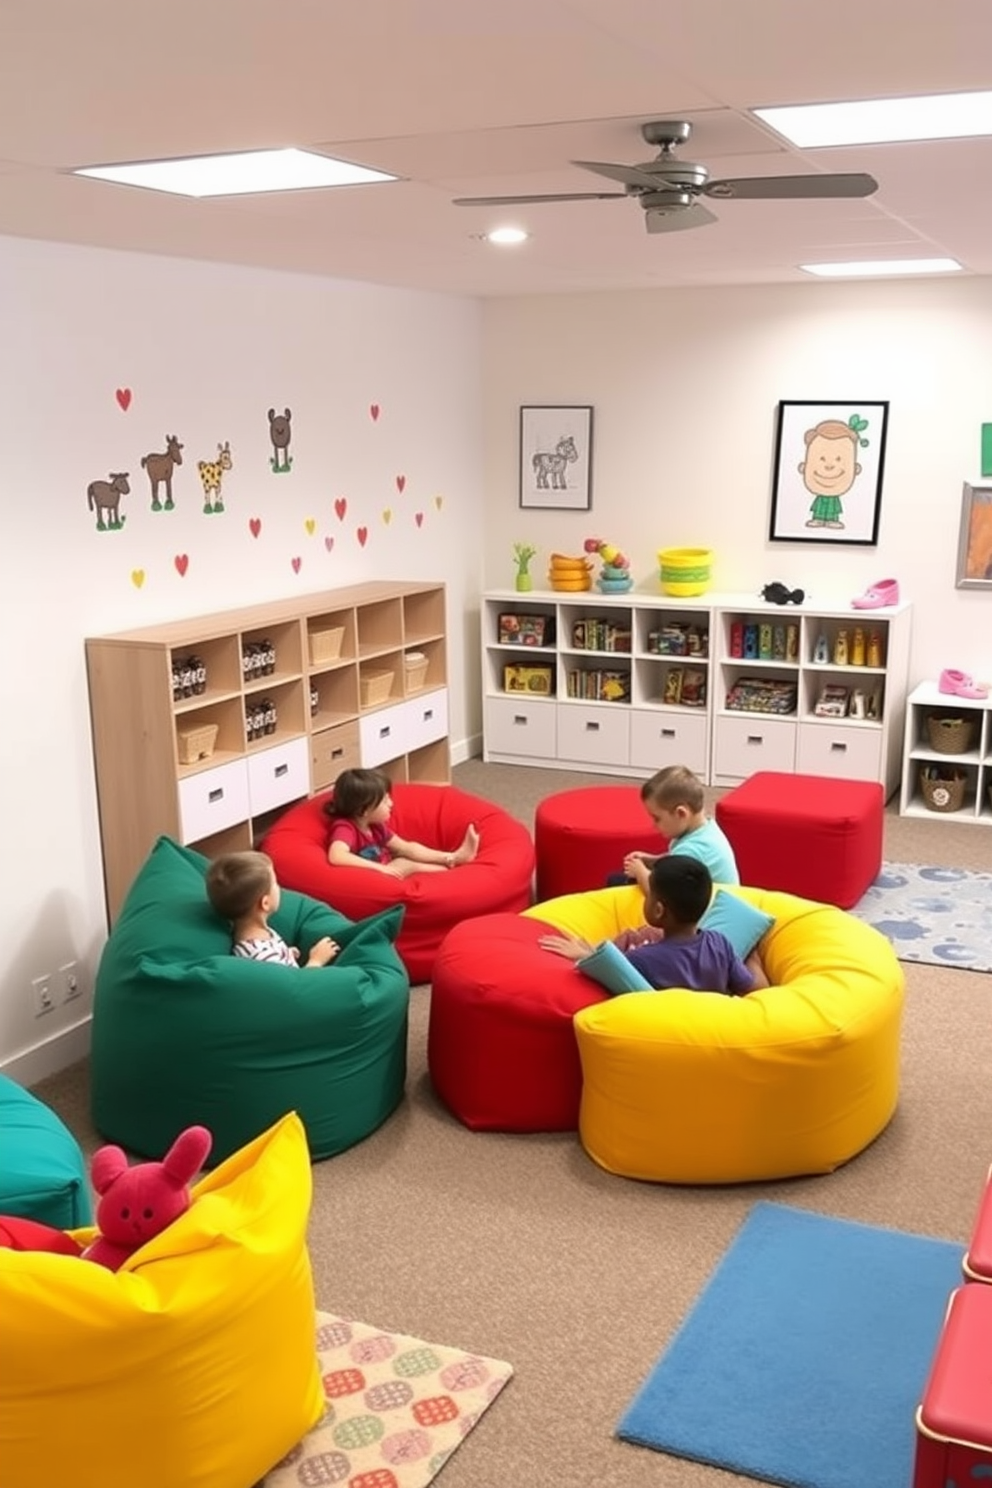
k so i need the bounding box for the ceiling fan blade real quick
[571,159,662,189]
[645,202,717,234]
[703,171,878,201]
[452,190,626,206]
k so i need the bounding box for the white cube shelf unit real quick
[482,589,912,798]
[900,682,992,825]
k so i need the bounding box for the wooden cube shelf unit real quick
[86,581,450,923]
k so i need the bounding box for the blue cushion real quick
[577,939,654,995]
[699,889,774,958]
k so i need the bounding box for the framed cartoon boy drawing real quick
[768,400,889,546]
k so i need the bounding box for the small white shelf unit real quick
[899,682,992,825]
[482,588,912,798]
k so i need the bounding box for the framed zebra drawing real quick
[519,405,593,510]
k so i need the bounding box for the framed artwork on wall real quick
[768,399,889,546]
[519,405,593,510]
[955,481,992,589]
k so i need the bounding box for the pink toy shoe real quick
[938,669,989,700]
[851,578,900,610]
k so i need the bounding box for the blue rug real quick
[851,861,992,973]
[617,1202,964,1488]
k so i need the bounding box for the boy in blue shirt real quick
[620,764,738,891]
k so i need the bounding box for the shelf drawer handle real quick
[422,709,434,722]
[661,727,676,738]
[830,741,848,753]
[274,763,288,777]
[208,787,224,804]
[378,725,391,740]
[331,747,344,761]
[746,735,764,746]
[585,721,600,733]
[513,714,528,726]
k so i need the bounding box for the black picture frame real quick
[768,400,889,546]
[519,405,593,510]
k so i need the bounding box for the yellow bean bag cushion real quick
[0,1111,324,1488]
[562,886,904,1183]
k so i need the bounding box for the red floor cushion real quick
[263,782,535,984]
[534,785,667,900]
[714,772,883,910]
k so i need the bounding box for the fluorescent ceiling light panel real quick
[486,226,529,244]
[801,258,963,278]
[73,148,397,197]
[755,90,992,147]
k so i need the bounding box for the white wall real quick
[482,277,992,684]
[0,235,483,1079]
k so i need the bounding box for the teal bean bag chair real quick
[90,836,410,1165]
[0,1074,92,1227]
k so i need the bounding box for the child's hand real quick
[538,933,594,961]
[305,936,339,967]
[289,946,301,964]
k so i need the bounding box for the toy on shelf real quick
[548,552,593,592]
[584,537,633,593]
[513,542,538,593]
[82,1125,213,1272]
[761,581,805,605]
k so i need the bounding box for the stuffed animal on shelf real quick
[761,581,805,606]
[584,537,633,593]
[82,1125,213,1272]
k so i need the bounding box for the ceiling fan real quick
[452,120,878,234]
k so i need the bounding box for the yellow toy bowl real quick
[658,546,712,596]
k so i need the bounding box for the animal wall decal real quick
[87,471,130,530]
[197,441,233,513]
[267,407,293,473]
[141,434,184,510]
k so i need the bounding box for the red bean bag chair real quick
[262,783,535,984]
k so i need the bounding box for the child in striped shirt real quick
[206,850,338,968]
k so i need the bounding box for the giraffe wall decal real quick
[197,441,233,513]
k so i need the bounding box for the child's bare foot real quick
[453,823,480,865]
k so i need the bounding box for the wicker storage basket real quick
[404,651,429,692]
[309,626,344,666]
[177,722,219,764]
[360,669,395,708]
[926,713,977,754]
[919,766,968,813]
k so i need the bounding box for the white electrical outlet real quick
[59,961,82,1002]
[32,975,54,1016]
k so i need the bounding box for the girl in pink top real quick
[324,768,479,880]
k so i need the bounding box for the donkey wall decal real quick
[87,472,130,530]
[532,434,579,490]
[141,434,184,510]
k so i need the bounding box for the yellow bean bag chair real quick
[563,885,904,1183]
[0,1111,324,1488]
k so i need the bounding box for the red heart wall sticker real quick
[357,526,368,547]
[395,474,406,493]
[334,498,347,521]
[174,554,189,577]
[292,556,302,574]
[370,404,380,421]
[115,387,132,411]
[249,517,262,538]
[415,512,424,527]
[324,536,335,552]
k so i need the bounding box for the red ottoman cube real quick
[913,1284,992,1488]
[534,786,666,901]
[963,1163,992,1283]
[714,773,883,909]
[427,912,605,1132]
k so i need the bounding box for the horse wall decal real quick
[87,472,130,531]
[141,434,184,510]
[532,434,579,490]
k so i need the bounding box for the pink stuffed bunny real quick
[82,1125,213,1271]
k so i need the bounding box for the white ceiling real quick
[2,0,991,296]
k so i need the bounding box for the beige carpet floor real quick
[34,761,992,1488]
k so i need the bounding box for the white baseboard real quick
[0,1016,92,1087]
[451,732,482,765]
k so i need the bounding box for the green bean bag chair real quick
[0,1074,92,1226]
[91,836,409,1164]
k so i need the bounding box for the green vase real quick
[515,572,533,592]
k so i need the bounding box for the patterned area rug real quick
[850,861,992,972]
[263,1311,513,1488]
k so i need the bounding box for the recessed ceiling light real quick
[72,148,398,198]
[754,90,992,148]
[484,226,529,245]
[800,258,963,278]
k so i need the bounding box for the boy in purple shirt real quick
[540,856,768,995]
